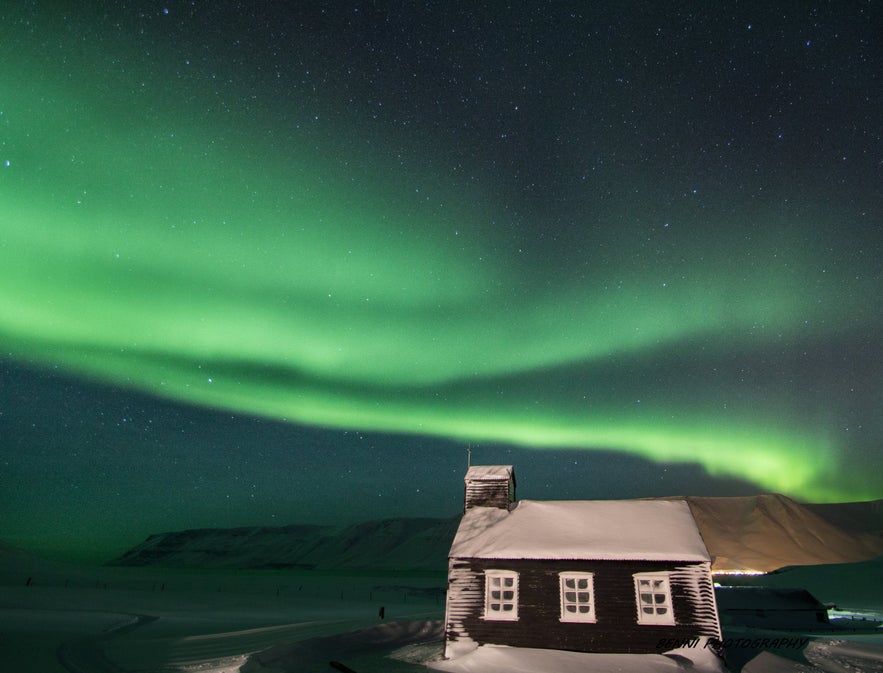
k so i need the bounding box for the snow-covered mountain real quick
[106,495,883,573]
[108,517,461,572]
[685,494,883,572]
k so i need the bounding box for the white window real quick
[484,570,519,620]
[559,572,596,622]
[634,573,675,625]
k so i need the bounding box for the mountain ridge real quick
[109,516,461,572]
[107,495,883,574]
[684,494,883,572]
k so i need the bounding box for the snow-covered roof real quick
[465,465,514,481]
[450,499,711,562]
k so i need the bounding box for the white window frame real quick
[483,569,519,620]
[559,572,596,623]
[634,572,675,625]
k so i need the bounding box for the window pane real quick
[560,574,594,622]
[486,572,518,620]
[635,574,673,625]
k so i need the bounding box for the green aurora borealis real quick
[1,3,881,557]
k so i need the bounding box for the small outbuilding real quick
[443,465,722,659]
[715,586,829,629]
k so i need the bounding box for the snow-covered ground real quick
[3,556,883,672]
[426,641,728,673]
[741,640,883,672]
[0,561,445,672]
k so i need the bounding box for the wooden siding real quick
[445,557,720,657]
[464,478,514,511]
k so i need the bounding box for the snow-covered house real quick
[443,465,722,659]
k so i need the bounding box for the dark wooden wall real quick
[464,478,514,510]
[446,557,720,656]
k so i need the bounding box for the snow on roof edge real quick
[464,465,514,480]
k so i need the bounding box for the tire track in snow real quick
[104,616,391,671]
[56,613,158,673]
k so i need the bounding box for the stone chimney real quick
[464,465,516,511]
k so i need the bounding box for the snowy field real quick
[0,560,445,672]
[2,557,882,672]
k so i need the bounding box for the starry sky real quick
[1,2,881,562]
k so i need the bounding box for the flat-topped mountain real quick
[106,495,883,573]
[685,494,883,572]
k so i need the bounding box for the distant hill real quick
[109,517,461,572]
[106,495,883,573]
[750,554,883,610]
[685,494,883,573]
[803,498,883,533]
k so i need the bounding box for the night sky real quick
[1,2,880,562]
